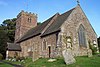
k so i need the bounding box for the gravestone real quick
[62,49,76,65]
[62,35,76,65]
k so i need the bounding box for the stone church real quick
[7,5,98,61]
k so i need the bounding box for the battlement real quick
[15,10,37,42]
[17,10,37,18]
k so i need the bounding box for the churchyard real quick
[1,54,100,67]
[0,1,100,67]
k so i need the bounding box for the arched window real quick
[78,24,86,47]
[43,39,46,50]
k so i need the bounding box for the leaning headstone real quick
[62,49,76,65]
[87,49,92,57]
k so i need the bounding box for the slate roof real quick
[7,43,21,51]
[41,8,75,36]
[17,13,58,43]
[17,8,75,43]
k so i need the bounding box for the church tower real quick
[15,10,37,42]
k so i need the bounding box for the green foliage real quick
[89,44,97,54]
[0,63,13,67]
[0,27,8,59]
[0,18,16,59]
[1,18,16,42]
[37,22,42,25]
[98,37,100,51]
[0,53,3,60]
[0,18,15,58]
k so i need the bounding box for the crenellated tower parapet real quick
[15,10,37,42]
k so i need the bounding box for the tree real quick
[0,18,16,59]
[1,18,16,42]
[37,22,42,25]
[98,37,100,51]
[0,26,8,59]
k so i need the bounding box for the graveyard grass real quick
[23,55,100,67]
[3,55,100,67]
[0,62,13,67]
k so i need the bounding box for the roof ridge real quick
[60,7,75,16]
[17,7,76,42]
[41,8,75,36]
[17,13,58,43]
[41,13,60,35]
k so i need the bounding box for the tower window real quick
[28,18,31,23]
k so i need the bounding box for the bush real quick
[89,44,97,54]
[0,53,3,60]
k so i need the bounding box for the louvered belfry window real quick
[28,18,31,23]
[78,24,86,47]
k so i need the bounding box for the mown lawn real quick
[0,62,13,67]
[3,55,100,67]
[22,55,100,67]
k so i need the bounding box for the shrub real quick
[89,44,97,54]
[0,53,3,60]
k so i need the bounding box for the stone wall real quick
[15,10,37,42]
[41,34,57,58]
[19,36,42,61]
[60,5,97,56]
[8,51,15,58]
[8,51,21,58]
[19,33,57,60]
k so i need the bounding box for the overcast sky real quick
[0,0,100,36]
